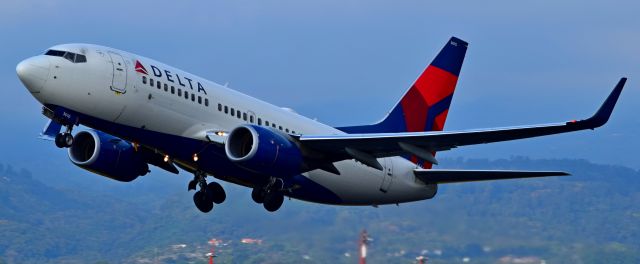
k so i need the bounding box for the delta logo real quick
[134,59,208,95]
[135,60,148,75]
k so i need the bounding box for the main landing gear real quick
[189,170,226,213]
[251,178,285,212]
[54,125,74,148]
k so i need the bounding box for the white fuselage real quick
[21,43,437,206]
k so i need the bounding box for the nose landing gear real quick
[54,125,74,148]
[189,170,226,213]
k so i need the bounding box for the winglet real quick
[578,77,627,129]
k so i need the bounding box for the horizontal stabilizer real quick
[414,169,569,184]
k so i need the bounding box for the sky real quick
[0,0,638,172]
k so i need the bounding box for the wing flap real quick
[39,119,62,141]
[414,169,570,184]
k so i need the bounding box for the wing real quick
[414,169,569,184]
[299,78,626,169]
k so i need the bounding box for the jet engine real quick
[68,130,149,182]
[225,125,303,176]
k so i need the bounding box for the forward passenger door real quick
[107,52,127,93]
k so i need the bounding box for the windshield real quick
[44,49,87,63]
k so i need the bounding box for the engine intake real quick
[225,125,303,176]
[69,130,148,182]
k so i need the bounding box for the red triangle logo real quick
[135,60,148,75]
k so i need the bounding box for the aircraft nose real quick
[17,56,50,93]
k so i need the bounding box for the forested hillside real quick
[0,157,638,263]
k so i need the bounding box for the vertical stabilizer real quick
[338,37,468,167]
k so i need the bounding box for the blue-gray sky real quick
[1,1,638,170]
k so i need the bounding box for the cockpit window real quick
[64,52,75,62]
[45,49,65,57]
[44,49,87,63]
[75,54,87,63]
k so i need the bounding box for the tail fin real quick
[338,36,468,134]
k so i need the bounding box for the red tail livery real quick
[339,37,468,167]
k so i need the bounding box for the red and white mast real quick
[359,230,368,264]
[207,239,218,264]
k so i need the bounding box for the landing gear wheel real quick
[54,133,73,148]
[193,191,213,213]
[55,133,65,148]
[251,188,265,204]
[263,192,284,212]
[63,133,73,147]
[207,182,226,204]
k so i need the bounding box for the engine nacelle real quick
[68,130,148,182]
[225,125,303,176]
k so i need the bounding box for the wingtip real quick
[580,77,626,128]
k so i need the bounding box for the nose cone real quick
[17,56,50,93]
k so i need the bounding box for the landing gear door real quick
[379,158,393,193]
[107,52,127,93]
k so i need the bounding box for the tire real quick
[54,134,65,148]
[207,182,226,204]
[193,191,213,213]
[251,188,265,204]
[263,192,284,212]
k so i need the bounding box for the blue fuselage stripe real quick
[47,104,344,204]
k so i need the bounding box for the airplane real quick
[16,37,627,213]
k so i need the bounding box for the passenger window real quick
[178,88,182,96]
[272,123,276,128]
[218,104,222,111]
[198,96,202,104]
[279,126,283,130]
[265,121,270,126]
[250,116,254,123]
[258,118,262,125]
[243,113,247,121]
[231,108,235,115]
[164,83,168,92]
[237,111,241,119]
[184,91,189,99]
[224,106,228,114]
[63,52,75,62]
[75,54,87,63]
[171,86,175,94]
[286,128,290,133]
[142,76,147,84]
[157,81,161,89]
[150,78,154,86]
[191,94,195,102]
[292,131,296,134]
[205,98,209,106]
